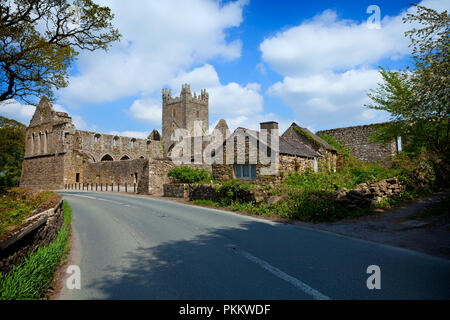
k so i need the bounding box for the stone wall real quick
[81,158,150,194]
[0,199,64,274]
[163,184,189,198]
[20,153,66,190]
[317,123,398,163]
[334,177,403,209]
[78,130,162,162]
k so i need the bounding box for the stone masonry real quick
[317,123,399,163]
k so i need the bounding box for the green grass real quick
[193,199,221,207]
[0,188,60,237]
[0,201,72,300]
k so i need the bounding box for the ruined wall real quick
[80,158,150,194]
[279,155,314,177]
[20,97,76,190]
[20,154,66,190]
[78,130,162,162]
[317,123,398,163]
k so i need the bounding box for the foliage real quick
[0,201,72,300]
[294,127,322,149]
[0,116,25,187]
[217,179,254,205]
[317,134,342,151]
[193,199,221,207]
[0,187,59,236]
[366,4,449,158]
[167,166,210,184]
[0,0,121,104]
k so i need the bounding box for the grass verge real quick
[0,201,72,300]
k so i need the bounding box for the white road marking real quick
[64,193,137,208]
[225,244,331,300]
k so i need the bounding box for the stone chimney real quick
[260,121,279,133]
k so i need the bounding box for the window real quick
[131,139,136,149]
[76,173,80,183]
[113,136,119,147]
[234,164,256,179]
[94,134,100,143]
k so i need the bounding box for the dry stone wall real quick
[334,177,403,209]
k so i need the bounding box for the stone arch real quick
[101,154,114,161]
[113,136,119,147]
[120,155,131,160]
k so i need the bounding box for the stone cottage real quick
[211,120,337,183]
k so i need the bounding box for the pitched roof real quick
[290,122,336,152]
[214,124,322,159]
[279,136,321,158]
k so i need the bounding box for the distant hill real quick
[0,116,26,188]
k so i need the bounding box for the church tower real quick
[162,84,209,155]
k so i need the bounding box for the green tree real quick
[366,4,449,157]
[0,116,26,187]
[0,0,121,104]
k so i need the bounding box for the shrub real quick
[167,166,210,184]
[217,179,254,205]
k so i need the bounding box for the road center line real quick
[225,244,331,300]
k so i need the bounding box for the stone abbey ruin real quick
[19,84,401,194]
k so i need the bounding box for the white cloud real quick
[171,64,263,117]
[268,69,390,129]
[129,64,264,126]
[260,9,410,76]
[0,100,35,125]
[59,0,248,106]
[261,0,450,130]
[128,99,162,125]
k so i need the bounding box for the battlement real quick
[162,84,208,106]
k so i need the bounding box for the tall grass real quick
[0,201,72,300]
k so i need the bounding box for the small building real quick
[211,121,336,183]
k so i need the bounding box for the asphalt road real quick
[56,191,450,300]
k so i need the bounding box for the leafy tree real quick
[0,116,26,187]
[0,0,121,104]
[366,4,449,158]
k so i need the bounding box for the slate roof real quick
[279,136,321,158]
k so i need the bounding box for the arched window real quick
[101,154,114,161]
[113,136,119,147]
[120,155,130,160]
[30,133,34,156]
[131,138,136,149]
[94,134,101,143]
[44,131,48,153]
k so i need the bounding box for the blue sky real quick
[1,0,449,138]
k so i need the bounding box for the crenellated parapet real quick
[162,84,208,106]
